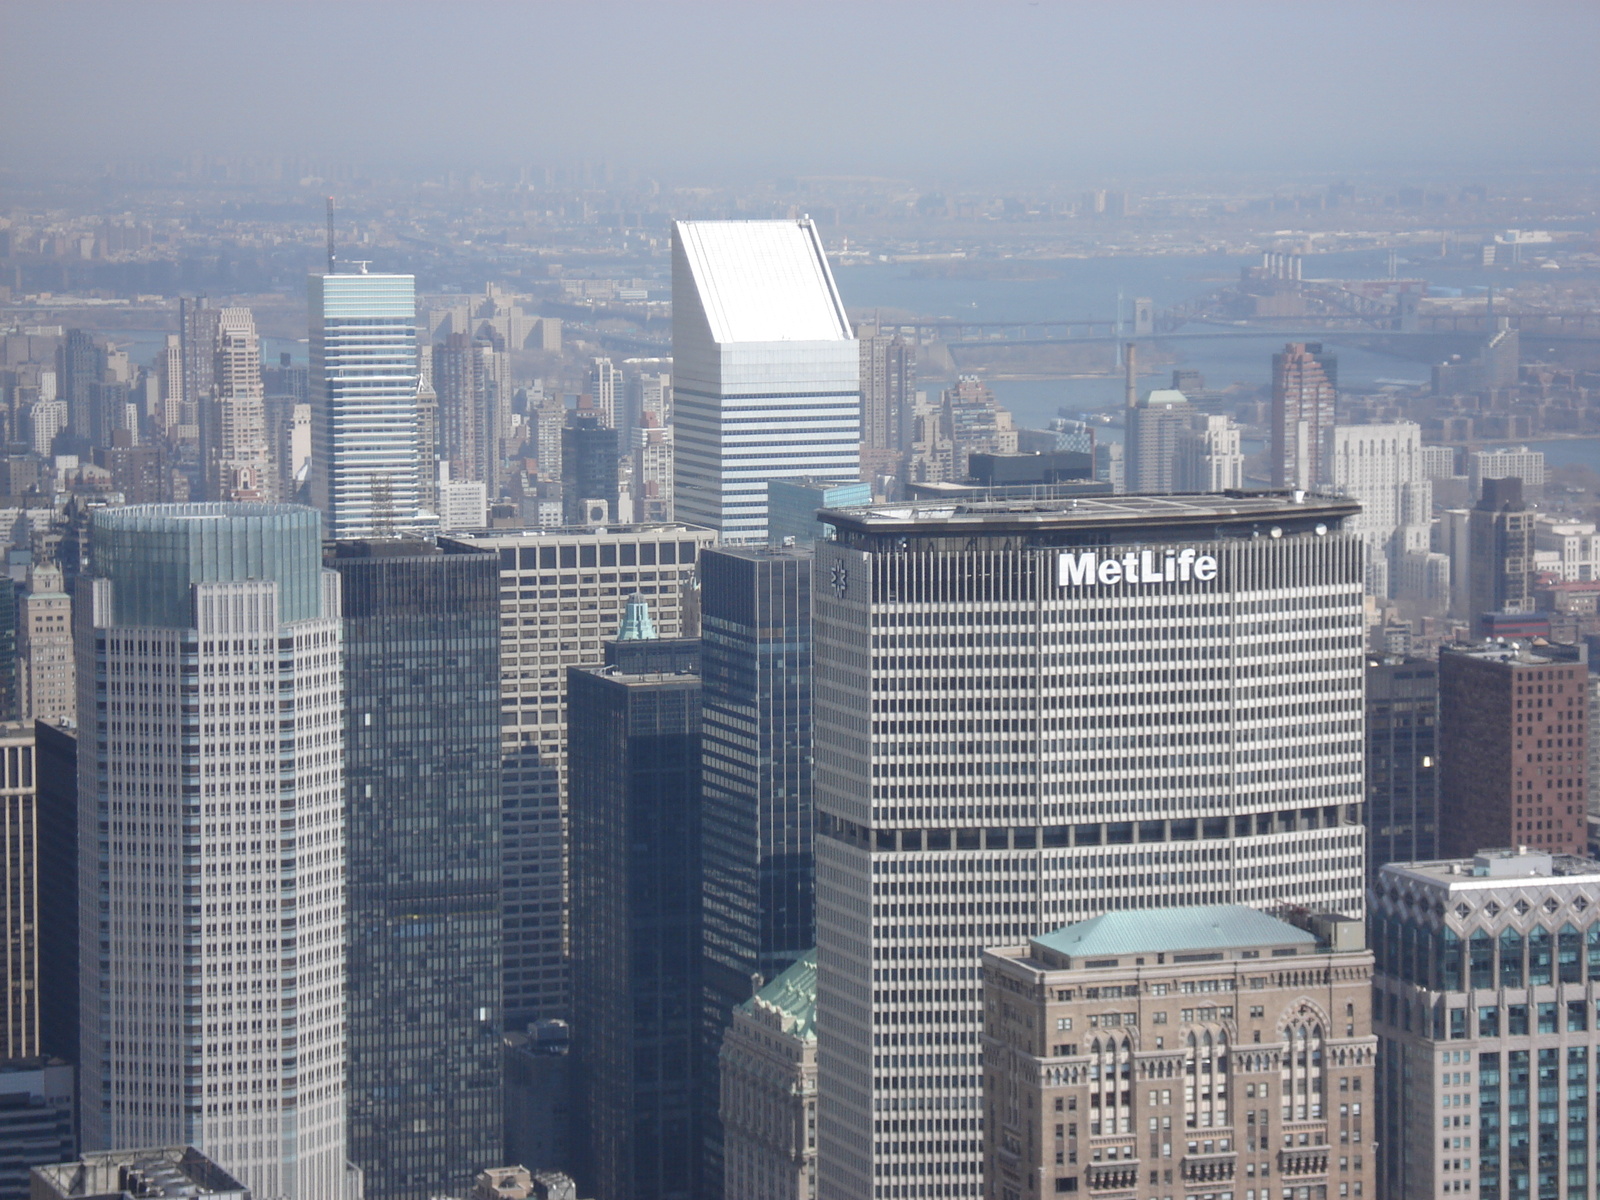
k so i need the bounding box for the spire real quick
[616,594,658,641]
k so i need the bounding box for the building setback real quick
[329,540,503,1200]
[982,905,1376,1200]
[76,504,352,1200]
[568,661,703,1200]
[810,493,1368,1199]
[1371,850,1600,1200]
[1438,642,1587,859]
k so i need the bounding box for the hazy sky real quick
[4,1,1598,182]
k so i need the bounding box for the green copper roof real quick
[739,949,817,1040]
[616,594,658,641]
[1032,905,1315,960]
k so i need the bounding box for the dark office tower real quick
[180,298,220,419]
[1270,341,1337,489]
[1365,655,1439,880]
[34,723,75,1066]
[699,544,814,990]
[1470,476,1535,622]
[562,414,620,525]
[0,723,39,1060]
[57,329,101,442]
[569,660,703,1200]
[329,539,504,1200]
[0,580,16,723]
[857,325,916,481]
[1438,640,1588,860]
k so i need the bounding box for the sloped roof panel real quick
[675,219,851,344]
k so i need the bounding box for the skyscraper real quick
[77,504,353,1200]
[1271,342,1338,490]
[0,722,39,1060]
[206,308,273,502]
[437,525,716,1031]
[700,545,815,995]
[1470,476,1535,621]
[1123,388,1190,494]
[857,325,916,484]
[1172,411,1245,493]
[810,493,1367,1198]
[1365,654,1439,880]
[310,269,427,538]
[672,220,859,542]
[561,415,620,525]
[568,656,703,1200]
[1325,422,1432,597]
[330,539,503,1200]
[1438,640,1587,859]
[588,358,623,430]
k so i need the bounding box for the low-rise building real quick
[982,905,1376,1200]
[31,1148,248,1200]
[719,951,818,1200]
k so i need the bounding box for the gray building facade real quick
[329,540,503,1200]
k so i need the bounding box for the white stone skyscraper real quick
[310,269,428,539]
[809,493,1368,1199]
[672,219,859,543]
[207,308,273,502]
[76,504,353,1200]
[1325,421,1433,597]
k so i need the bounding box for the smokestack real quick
[1124,343,1137,409]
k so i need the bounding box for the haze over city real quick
[6,6,1600,1200]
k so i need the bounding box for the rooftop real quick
[821,490,1359,542]
[1382,849,1600,889]
[674,219,852,344]
[1441,639,1584,666]
[1031,905,1317,963]
[739,949,817,1040]
[32,1148,249,1200]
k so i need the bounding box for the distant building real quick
[568,654,705,1200]
[1271,342,1338,489]
[1438,640,1587,859]
[329,540,503,1200]
[1469,446,1545,503]
[940,376,1017,481]
[856,325,915,483]
[765,478,871,546]
[503,1022,573,1179]
[1534,517,1600,581]
[982,905,1376,1200]
[587,358,623,430]
[719,951,818,1200]
[438,473,489,531]
[31,1148,249,1200]
[561,415,619,525]
[1371,850,1600,1200]
[1365,656,1439,880]
[205,308,272,502]
[1470,477,1535,620]
[1173,412,1245,494]
[17,567,72,727]
[672,219,859,543]
[1325,422,1432,597]
[0,723,39,1062]
[310,270,428,538]
[1124,388,1189,494]
[631,419,674,523]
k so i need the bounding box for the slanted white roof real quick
[674,219,852,344]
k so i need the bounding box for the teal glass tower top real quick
[90,503,324,628]
[615,594,659,641]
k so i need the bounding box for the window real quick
[1057,1018,1073,1031]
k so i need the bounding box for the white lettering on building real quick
[1057,549,1218,588]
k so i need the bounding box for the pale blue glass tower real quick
[310,270,427,539]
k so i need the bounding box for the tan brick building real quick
[981,906,1376,1200]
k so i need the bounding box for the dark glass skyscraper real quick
[698,545,814,1200]
[330,539,503,1200]
[1364,655,1439,880]
[568,660,702,1200]
[699,545,814,990]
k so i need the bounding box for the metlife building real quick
[809,492,1367,1200]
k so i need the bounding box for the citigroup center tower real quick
[810,492,1367,1200]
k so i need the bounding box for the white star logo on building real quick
[831,562,848,598]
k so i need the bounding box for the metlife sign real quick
[1057,547,1219,588]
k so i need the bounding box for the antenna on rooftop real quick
[326,196,336,274]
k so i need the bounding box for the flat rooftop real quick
[821,490,1360,547]
[1383,849,1600,889]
